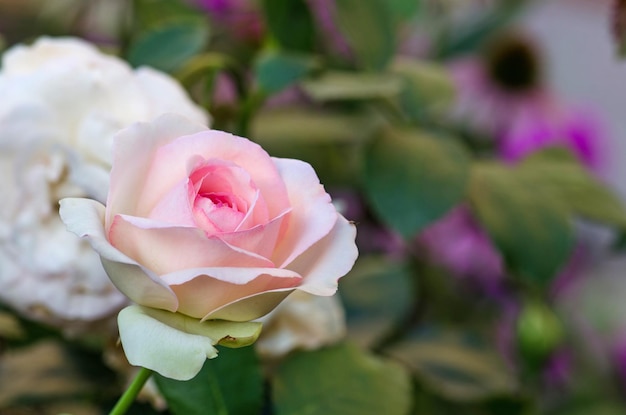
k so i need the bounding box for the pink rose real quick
[59,113,357,379]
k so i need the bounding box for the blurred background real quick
[2,0,626,414]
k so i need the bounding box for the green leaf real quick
[435,2,524,58]
[387,0,420,23]
[520,148,626,229]
[386,326,517,402]
[254,51,319,93]
[339,256,413,348]
[363,128,470,238]
[252,108,381,185]
[175,52,234,87]
[128,21,209,73]
[391,58,456,120]
[335,0,395,70]
[468,161,575,284]
[133,0,206,32]
[273,342,412,415]
[302,71,402,101]
[155,346,263,415]
[253,108,380,145]
[261,0,316,52]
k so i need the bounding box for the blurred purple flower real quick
[543,348,573,389]
[613,337,626,389]
[305,0,353,59]
[417,206,504,287]
[450,32,608,174]
[331,189,404,257]
[499,101,607,174]
[195,0,265,42]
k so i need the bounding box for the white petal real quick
[118,305,262,380]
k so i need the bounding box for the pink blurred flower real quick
[450,32,608,174]
[417,206,504,287]
[305,0,353,59]
[196,0,265,42]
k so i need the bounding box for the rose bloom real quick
[0,37,208,330]
[60,113,357,380]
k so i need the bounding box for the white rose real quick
[0,36,208,329]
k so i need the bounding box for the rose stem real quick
[109,366,153,415]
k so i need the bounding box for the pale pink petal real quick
[271,158,338,267]
[140,130,290,221]
[106,113,207,229]
[109,214,274,275]
[59,198,178,311]
[148,177,196,226]
[203,290,295,322]
[160,268,302,318]
[288,215,358,296]
[236,190,270,231]
[218,209,289,258]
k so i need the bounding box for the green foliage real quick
[391,58,456,120]
[127,22,209,73]
[273,342,412,415]
[363,128,470,238]
[252,108,380,185]
[468,161,574,285]
[302,71,403,101]
[132,0,205,32]
[261,0,316,52]
[334,0,396,70]
[128,0,210,72]
[434,1,525,58]
[516,299,564,367]
[470,148,626,286]
[155,346,263,415]
[340,256,413,348]
[254,51,319,93]
[387,326,517,402]
[386,0,421,24]
[520,148,626,228]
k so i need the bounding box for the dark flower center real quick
[485,33,541,93]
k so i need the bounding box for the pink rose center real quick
[189,159,257,234]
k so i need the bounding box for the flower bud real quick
[516,300,564,368]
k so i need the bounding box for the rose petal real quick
[160,267,302,318]
[148,177,196,227]
[106,113,207,229]
[271,158,339,267]
[109,214,274,275]
[203,290,295,322]
[218,209,289,259]
[59,198,179,311]
[288,215,358,296]
[135,67,209,126]
[118,305,262,380]
[139,130,290,221]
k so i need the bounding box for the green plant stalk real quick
[109,366,153,415]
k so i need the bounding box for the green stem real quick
[109,367,153,415]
